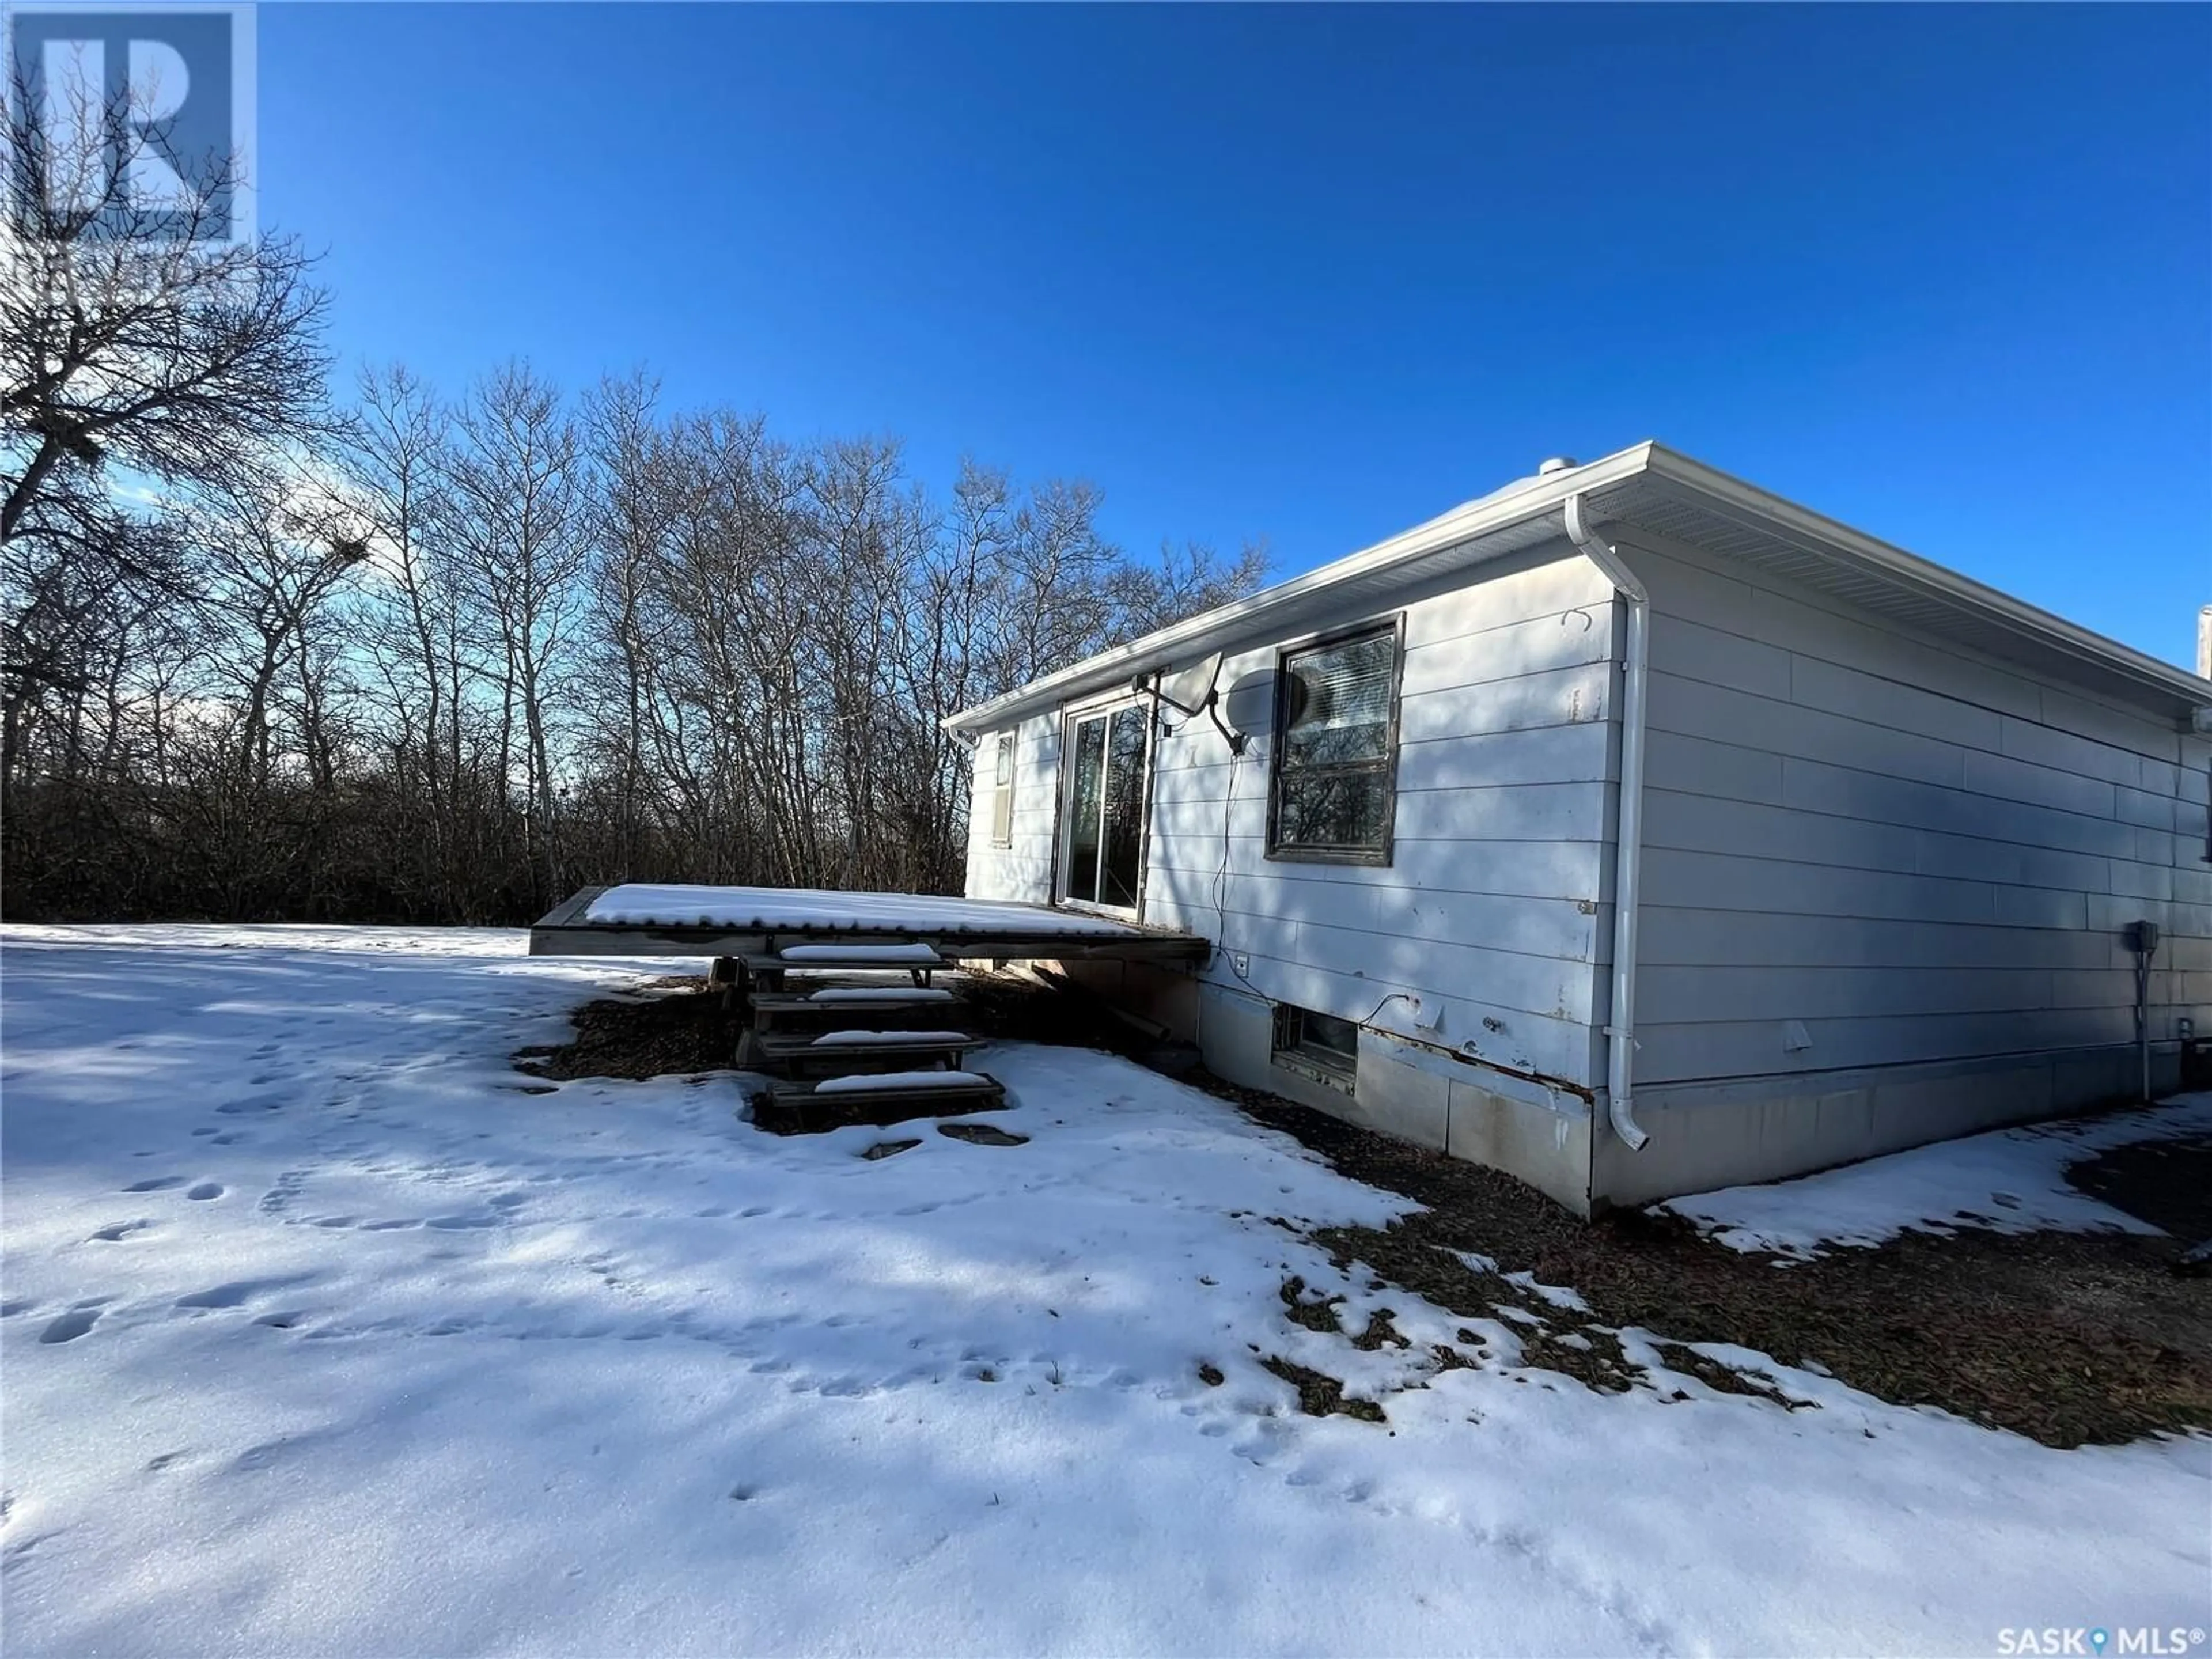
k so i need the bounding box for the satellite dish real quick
[1222,670,1289,737]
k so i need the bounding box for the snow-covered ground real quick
[1664,1096,2212,1260]
[3,926,2206,1657]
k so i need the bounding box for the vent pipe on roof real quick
[1564,492,1651,1157]
[1537,456,1578,477]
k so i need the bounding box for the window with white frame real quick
[989,733,1016,847]
[1267,620,1403,863]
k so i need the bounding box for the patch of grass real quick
[1260,1355,1385,1423]
[1251,1094,2212,1448]
[1649,1342,1813,1410]
[1348,1306,1410,1352]
[1278,1275,1343,1335]
[938,1122,1028,1147]
[2067,1134,2212,1244]
[516,978,740,1082]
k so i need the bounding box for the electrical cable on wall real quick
[1355,990,1419,1028]
[1213,741,1266,995]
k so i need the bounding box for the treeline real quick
[1,82,1263,924]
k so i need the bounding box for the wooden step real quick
[745,1028,984,1079]
[748,986,960,1009]
[748,986,965,1032]
[753,1029,983,1063]
[754,1070,1007,1132]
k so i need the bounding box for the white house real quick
[945,442,2212,1213]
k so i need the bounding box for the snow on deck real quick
[1663,1096,2212,1260]
[2,924,2206,1656]
[581,882,1148,936]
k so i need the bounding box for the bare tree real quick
[1,311,1265,921]
[1,52,331,843]
[442,364,589,911]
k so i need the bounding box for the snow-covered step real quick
[757,1069,1007,1131]
[781,942,946,965]
[743,944,946,976]
[747,984,971,1038]
[814,1069,991,1094]
[753,1029,985,1069]
[791,986,956,1003]
[748,986,961,1018]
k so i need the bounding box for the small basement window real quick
[1272,1002,1359,1096]
[990,733,1015,847]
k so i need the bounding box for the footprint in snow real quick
[173,1283,256,1309]
[187,1183,224,1201]
[38,1309,99,1344]
[121,1176,185,1193]
[89,1220,151,1241]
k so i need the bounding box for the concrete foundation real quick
[1196,980,2186,1214]
[1196,984,1597,1212]
[1590,1043,2187,1209]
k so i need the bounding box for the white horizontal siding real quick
[1137,541,1619,1089]
[1623,529,2211,1087]
[1634,1007,2143,1084]
[961,711,1060,907]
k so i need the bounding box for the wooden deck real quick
[528,885,1211,965]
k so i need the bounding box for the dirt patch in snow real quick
[938,1122,1028,1147]
[515,976,742,1081]
[1260,1354,1386,1422]
[1238,1093,2212,1449]
[2067,1135,2212,1245]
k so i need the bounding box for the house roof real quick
[944,441,2212,734]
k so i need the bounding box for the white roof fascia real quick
[942,442,1658,734]
[1635,445,2212,718]
[946,440,2212,736]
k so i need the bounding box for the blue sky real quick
[257,3,2210,667]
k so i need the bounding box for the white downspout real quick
[1565,493,1650,1152]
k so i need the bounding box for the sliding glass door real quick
[1060,702,1149,912]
